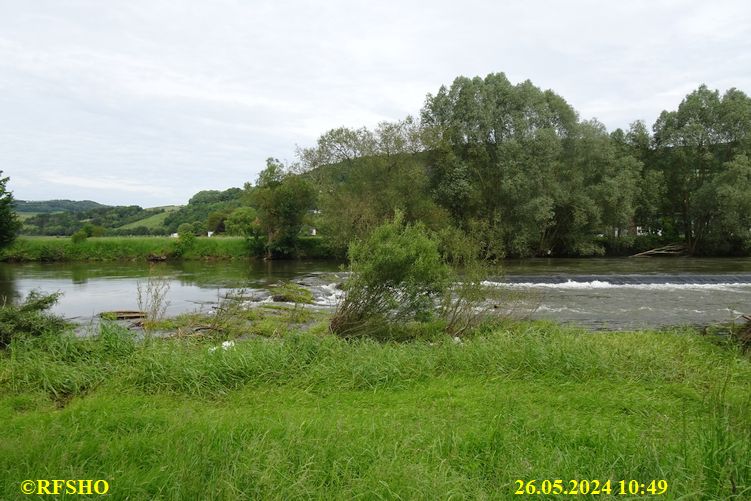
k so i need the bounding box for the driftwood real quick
[630,243,686,257]
[147,253,168,262]
[734,315,751,349]
[99,310,146,320]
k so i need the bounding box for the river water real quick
[1,258,750,330]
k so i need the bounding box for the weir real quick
[503,273,751,285]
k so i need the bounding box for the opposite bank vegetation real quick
[15,72,751,261]
[2,216,750,499]
[0,235,328,262]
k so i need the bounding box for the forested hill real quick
[16,188,244,237]
[15,199,108,213]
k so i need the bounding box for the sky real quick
[2,0,750,207]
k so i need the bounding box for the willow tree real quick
[251,158,316,258]
[653,85,751,254]
[299,119,447,257]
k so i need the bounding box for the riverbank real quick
[1,316,749,499]
[0,236,329,262]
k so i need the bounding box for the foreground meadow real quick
[1,315,749,500]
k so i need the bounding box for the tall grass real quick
[0,236,249,261]
[3,321,748,400]
[1,236,330,262]
[1,322,749,499]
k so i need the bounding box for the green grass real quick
[116,211,172,230]
[1,236,330,261]
[0,236,251,262]
[1,321,749,499]
[269,282,316,304]
[16,212,41,221]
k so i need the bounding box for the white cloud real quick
[38,172,175,198]
[1,0,750,205]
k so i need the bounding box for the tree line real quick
[4,73,751,258]
[279,74,750,258]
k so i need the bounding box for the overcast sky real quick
[2,0,750,207]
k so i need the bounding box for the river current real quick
[2,258,750,330]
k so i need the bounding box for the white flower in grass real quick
[208,340,236,353]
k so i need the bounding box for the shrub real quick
[331,217,516,341]
[437,227,510,337]
[330,212,450,339]
[70,229,88,244]
[173,223,197,256]
[0,291,68,347]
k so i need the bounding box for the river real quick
[1,258,750,330]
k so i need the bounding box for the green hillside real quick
[16,212,41,221]
[117,206,180,230]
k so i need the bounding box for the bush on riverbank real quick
[1,320,749,499]
[0,236,330,262]
[0,291,68,348]
[331,216,513,340]
[331,215,451,339]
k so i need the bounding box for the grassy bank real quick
[1,319,749,499]
[0,236,329,262]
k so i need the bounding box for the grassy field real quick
[116,211,171,230]
[116,205,181,230]
[0,236,328,261]
[1,317,749,499]
[16,212,41,221]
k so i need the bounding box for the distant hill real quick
[14,199,109,213]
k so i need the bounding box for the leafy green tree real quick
[225,207,259,237]
[206,210,231,234]
[300,120,448,257]
[81,222,105,237]
[702,154,751,253]
[653,85,751,253]
[421,73,581,256]
[0,172,21,248]
[252,158,316,258]
[553,119,642,255]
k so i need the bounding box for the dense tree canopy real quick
[652,85,751,254]
[296,74,751,258]
[0,172,21,249]
[251,158,316,258]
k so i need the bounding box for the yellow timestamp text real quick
[514,479,668,496]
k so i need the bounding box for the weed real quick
[136,274,171,330]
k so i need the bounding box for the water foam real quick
[483,280,751,291]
